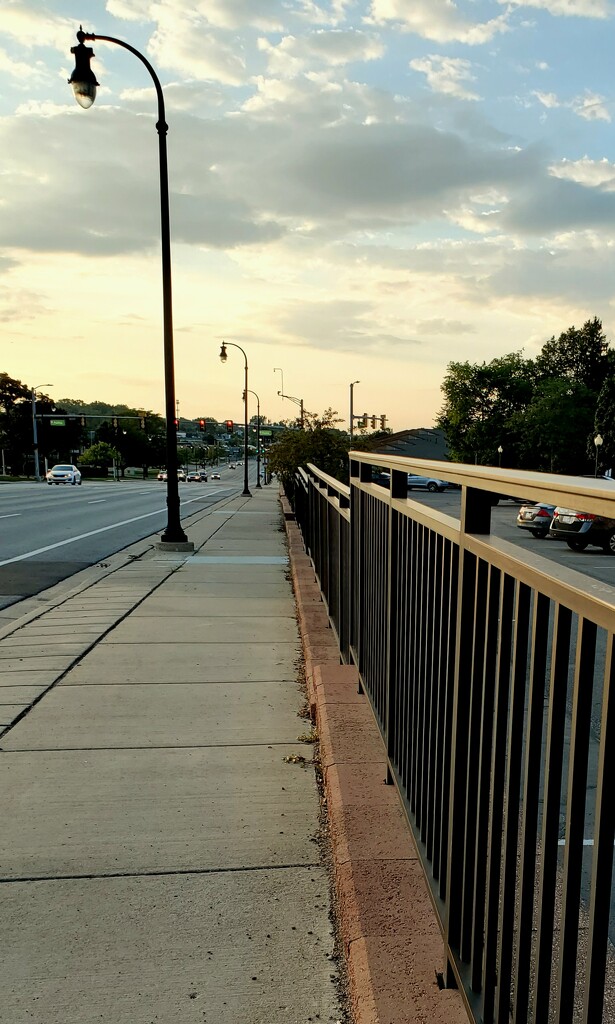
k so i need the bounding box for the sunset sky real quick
[3,1,615,430]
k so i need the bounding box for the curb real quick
[283,501,469,1024]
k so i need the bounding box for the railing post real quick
[384,469,408,784]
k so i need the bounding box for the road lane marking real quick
[88,500,106,504]
[0,514,21,519]
[0,494,210,567]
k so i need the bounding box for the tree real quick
[593,375,615,474]
[535,317,612,393]
[267,409,351,490]
[79,442,121,470]
[510,379,595,473]
[436,352,534,464]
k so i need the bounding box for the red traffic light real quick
[225,419,234,432]
[198,419,205,431]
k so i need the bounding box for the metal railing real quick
[291,454,615,1024]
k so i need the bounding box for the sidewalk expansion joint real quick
[0,863,322,885]
[1,741,318,753]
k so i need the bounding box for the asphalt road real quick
[0,468,257,610]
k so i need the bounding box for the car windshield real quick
[54,465,73,471]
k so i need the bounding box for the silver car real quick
[516,502,555,539]
[46,464,82,485]
[407,474,448,492]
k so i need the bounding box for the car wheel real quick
[71,479,76,485]
[602,530,615,554]
[566,539,589,551]
[530,529,548,539]
[78,480,82,485]
[47,481,52,485]
[427,482,438,492]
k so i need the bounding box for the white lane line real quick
[88,500,106,505]
[0,513,21,519]
[0,493,217,567]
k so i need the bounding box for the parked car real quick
[549,507,615,553]
[407,474,448,492]
[548,475,615,552]
[516,502,555,539]
[46,464,81,485]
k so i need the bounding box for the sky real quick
[3,1,615,431]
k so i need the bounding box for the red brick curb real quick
[283,504,469,1024]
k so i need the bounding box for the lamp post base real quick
[156,538,194,552]
[242,488,252,497]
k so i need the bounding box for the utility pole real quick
[349,381,360,442]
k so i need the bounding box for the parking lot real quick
[407,489,615,593]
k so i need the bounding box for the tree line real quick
[0,375,244,477]
[436,317,615,475]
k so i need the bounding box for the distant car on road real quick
[187,471,208,482]
[157,470,167,481]
[516,501,555,538]
[46,464,81,485]
[177,469,186,481]
[211,472,221,480]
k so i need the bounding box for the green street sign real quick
[260,429,273,436]
[49,419,66,427]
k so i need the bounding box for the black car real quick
[549,507,615,552]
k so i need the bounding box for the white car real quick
[46,464,82,485]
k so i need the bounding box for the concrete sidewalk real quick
[0,487,346,1024]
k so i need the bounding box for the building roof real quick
[357,427,449,461]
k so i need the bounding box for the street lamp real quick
[594,433,604,477]
[349,381,360,442]
[497,444,503,467]
[246,389,262,489]
[68,27,190,549]
[31,384,53,481]
[219,342,251,496]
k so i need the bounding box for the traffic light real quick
[174,418,179,430]
[359,413,368,429]
[225,419,233,432]
[112,416,118,429]
[380,414,387,429]
[80,415,86,427]
[198,419,205,432]
[140,416,146,430]
[371,416,377,429]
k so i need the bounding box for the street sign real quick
[260,429,273,436]
[49,419,66,427]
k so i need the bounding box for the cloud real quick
[498,0,613,16]
[107,0,284,30]
[258,29,385,77]
[410,55,480,100]
[368,0,510,44]
[548,156,615,188]
[273,297,421,351]
[571,90,611,121]
[533,88,611,121]
[533,90,560,108]
[415,318,476,335]
[147,11,248,86]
